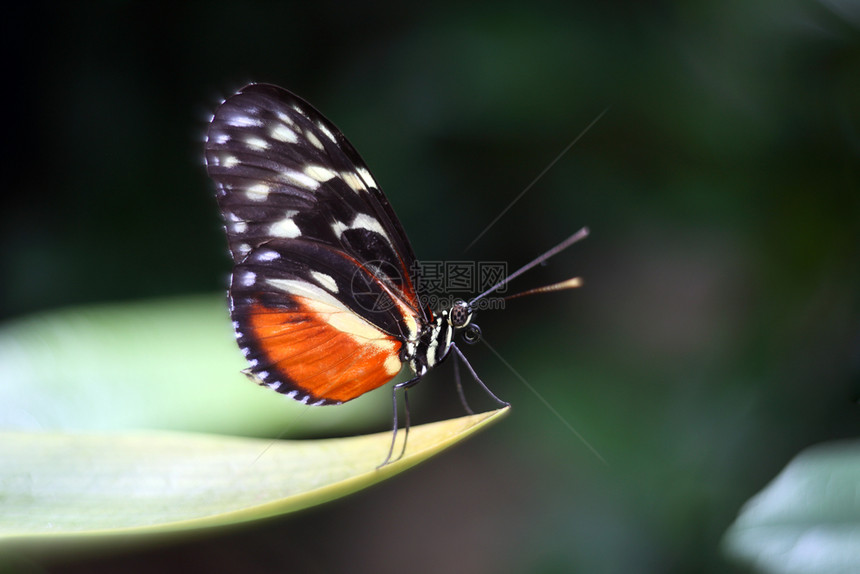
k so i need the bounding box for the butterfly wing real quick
[205,84,421,308]
[205,84,426,404]
[230,238,414,404]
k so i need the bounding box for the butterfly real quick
[204,84,587,465]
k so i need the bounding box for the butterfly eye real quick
[461,324,482,345]
[448,300,472,328]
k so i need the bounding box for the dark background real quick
[3,1,859,572]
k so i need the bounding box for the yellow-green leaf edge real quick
[0,408,508,545]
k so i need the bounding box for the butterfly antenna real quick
[469,227,589,305]
[503,277,583,301]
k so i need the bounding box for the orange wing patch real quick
[248,296,403,403]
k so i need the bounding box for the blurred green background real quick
[3,1,859,572]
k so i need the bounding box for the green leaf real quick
[0,407,508,543]
[0,297,510,546]
[723,440,860,574]
[0,295,388,436]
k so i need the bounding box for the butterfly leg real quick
[398,387,413,462]
[452,350,475,415]
[451,344,510,408]
[378,375,422,468]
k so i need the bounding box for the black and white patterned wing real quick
[204,84,423,320]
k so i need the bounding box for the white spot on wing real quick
[317,122,337,144]
[246,137,270,150]
[331,220,347,238]
[271,124,298,143]
[246,183,270,201]
[304,165,338,183]
[277,111,295,126]
[269,216,301,238]
[356,166,377,189]
[228,114,262,128]
[257,250,280,262]
[223,156,239,168]
[280,170,320,190]
[311,271,338,293]
[306,131,324,150]
[266,278,348,311]
[329,215,393,249]
[231,220,247,233]
[339,171,365,192]
[240,270,256,287]
[351,213,392,243]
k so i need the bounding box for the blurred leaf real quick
[0,407,508,543]
[0,295,388,436]
[723,440,860,574]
